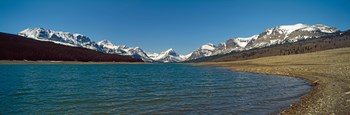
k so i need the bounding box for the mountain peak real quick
[272,23,339,34]
[200,43,216,50]
[19,28,94,48]
[277,23,309,34]
[162,48,177,56]
[98,40,113,45]
[149,48,186,63]
[99,39,111,42]
[18,28,187,63]
[165,48,174,52]
[234,35,259,39]
[295,23,306,25]
[21,28,59,35]
[132,47,143,51]
[18,23,342,63]
[187,23,341,61]
[205,43,214,46]
[24,27,47,31]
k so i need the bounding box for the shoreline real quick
[195,47,350,114]
[0,60,148,64]
[1,48,349,114]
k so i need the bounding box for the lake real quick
[0,64,311,114]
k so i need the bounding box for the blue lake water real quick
[0,64,311,114]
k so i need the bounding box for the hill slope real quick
[0,32,143,62]
[187,30,350,62]
[186,23,340,60]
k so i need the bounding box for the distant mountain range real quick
[187,23,340,60]
[16,23,342,63]
[190,29,350,63]
[0,32,142,62]
[19,28,190,63]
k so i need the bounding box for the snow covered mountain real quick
[18,23,341,62]
[187,43,217,60]
[97,40,188,62]
[186,23,340,60]
[187,36,259,60]
[215,35,258,54]
[97,40,153,62]
[149,49,189,63]
[19,28,101,51]
[147,52,160,59]
[18,28,182,62]
[247,23,340,49]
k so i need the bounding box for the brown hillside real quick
[0,32,143,62]
[208,30,350,62]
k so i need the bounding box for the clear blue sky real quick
[1,0,349,54]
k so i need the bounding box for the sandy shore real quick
[196,47,350,114]
[0,60,148,64]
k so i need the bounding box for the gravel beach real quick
[197,47,350,114]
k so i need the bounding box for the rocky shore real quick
[197,47,350,114]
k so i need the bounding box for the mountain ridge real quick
[18,28,188,63]
[186,30,350,63]
[186,23,341,60]
[16,23,344,63]
[0,32,143,62]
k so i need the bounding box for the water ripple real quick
[0,64,312,114]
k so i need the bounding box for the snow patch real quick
[279,23,308,34]
[234,35,258,47]
[200,43,216,50]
